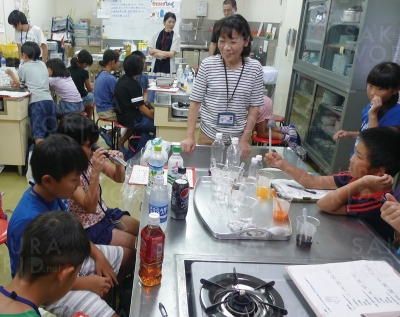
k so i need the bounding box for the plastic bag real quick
[0,41,19,59]
[141,137,171,164]
[120,159,144,217]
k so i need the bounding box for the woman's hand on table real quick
[264,152,283,168]
[381,193,400,232]
[238,140,251,158]
[180,137,196,156]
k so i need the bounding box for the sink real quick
[180,42,209,50]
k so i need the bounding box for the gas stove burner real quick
[200,271,286,317]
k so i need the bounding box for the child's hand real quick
[368,95,383,115]
[86,275,112,297]
[95,254,118,287]
[5,69,12,76]
[91,147,108,174]
[362,174,393,192]
[333,130,349,141]
[381,193,400,232]
[264,152,283,168]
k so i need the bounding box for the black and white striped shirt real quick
[190,55,264,143]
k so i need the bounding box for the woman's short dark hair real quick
[21,42,41,61]
[46,58,71,77]
[215,14,252,57]
[99,50,120,67]
[8,10,28,27]
[163,12,176,23]
[17,211,91,282]
[71,50,93,67]
[57,113,100,146]
[31,134,88,184]
[123,54,144,77]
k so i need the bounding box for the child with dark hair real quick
[8,10,48,62]
[57,113,139,253]
[334,62,400,155]
[94,50,120,121]
[46,58,84,116]
[265,126,400,242]
[0,211,91,317]
[7,134,134,317]
[6,42,56,144]
[68,50,94,119]
[131,50,149,103]
[114,54,156,152]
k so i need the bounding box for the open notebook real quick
[271,179,333,202]
[286,260,400,317]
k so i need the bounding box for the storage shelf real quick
[292,105,309,120]
[319,103,343,117]
[295,90,313,100]
[305,39,322,44]
[328,21,360,27]
[326,43,356,51]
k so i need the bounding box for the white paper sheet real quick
[271,179,332,201]
[286,261,400,317]
[0,91,31,98]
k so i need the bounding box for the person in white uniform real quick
[8,10,48,62]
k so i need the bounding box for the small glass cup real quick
[225,165,245,184]
[228,183,247,212]
[257,170,274,199]
[215,176,234,205]
[237,196,260,222]
[296,216,320,250]
[243,178,257,198]
[210,163,226,196]
[272,196,292,222]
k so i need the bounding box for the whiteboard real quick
[101,0,181,41]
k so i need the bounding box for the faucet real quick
[186,35,190,44]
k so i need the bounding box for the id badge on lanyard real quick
[217,112,236,126]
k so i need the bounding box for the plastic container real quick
[210,132,225,169]
[75,36,89,46]
[225,137,241,167]
[176,64,183,84]
[183,65,190,86]
[186,73,194,95]
[149,176,168,231]
[167,145,184,194]
[147,145,165,193]
[138,212,165,286]
[248,157,259,179]
[171,167,189,220]
[1,57,6,68]
[256,155,263,171]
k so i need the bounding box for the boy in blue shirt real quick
[265,127,400,242]
[7,134,134,317]
[0,211,91,317]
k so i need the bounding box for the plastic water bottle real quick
[210,132,225,168]
[186,73,194,95]
[0,56,7,86]
[183,65,190,85]
[176,64,184,85]
[138,212,165,286]
[1,56,6,68]
[248,157,259,179]
[149,176,168,231]
[225,137,241,167]
[148,145,165,193]
[148,72,156,103]
[256,155,263,171]
[167,145,184,194]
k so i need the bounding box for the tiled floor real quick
[0,135,141,316]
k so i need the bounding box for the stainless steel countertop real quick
[129,146,400,317]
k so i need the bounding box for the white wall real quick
[56,0,100,26]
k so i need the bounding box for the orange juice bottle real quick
[138,213,165,286]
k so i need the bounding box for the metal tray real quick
[193,176,292,240]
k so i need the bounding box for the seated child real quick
[6,42,56,144]
[57,113,139,252]
[46,58,84,116]
[265,126,400,242]
[0,211,91,317]
[7,134,134,317]
[68,50,94,119]
[256,95,300,148]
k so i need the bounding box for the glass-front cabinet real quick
[287,0,400,174]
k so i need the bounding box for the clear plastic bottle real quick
[248,157,259,179]
[256,155,263,171]
[138,212,165,286]
[176,64,184,85]
[147,145,165,193]
[167,145,184,194]
[225,137,241,167]
[0,56,7,86]
[149,176,168,231]
[210,132,225,169]
[183,65,190,87]
[186,73,194,95]
[171,167,189,220]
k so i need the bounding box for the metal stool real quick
[96,118,118,150]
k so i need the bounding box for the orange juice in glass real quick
[256,170,274,199]
[273,196,292,222]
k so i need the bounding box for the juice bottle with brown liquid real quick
[138,212,165,286]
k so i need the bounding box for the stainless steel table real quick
[128,146,400,317]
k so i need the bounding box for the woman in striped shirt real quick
[180,14,264,158]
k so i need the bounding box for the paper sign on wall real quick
[0,21,5,33]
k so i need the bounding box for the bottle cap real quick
[256,155,262,161]
[155,175,164,185]
[178,166,186,174]
[231,137,239,145]
[154,145,162,152]
[149,212,160,226]
[251,157,258,164]
[173,145,181,153]
[215,132,223,140]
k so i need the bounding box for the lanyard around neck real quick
[223,57,245,111]
[0,286,41,317]
[161,30,172,51]
[21,23,30,44]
